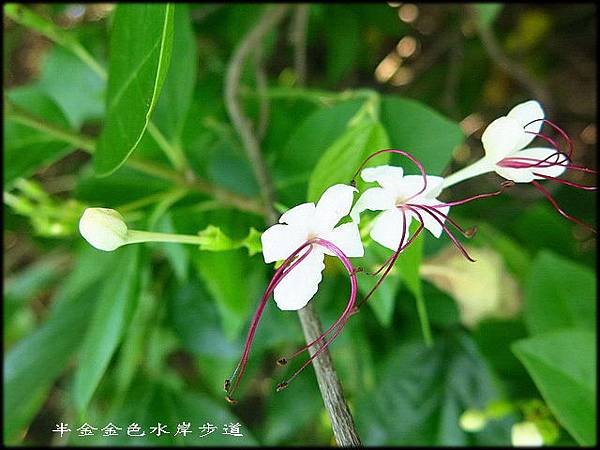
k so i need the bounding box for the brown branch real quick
[467,5,553,111]
[224,5,288,225]
[290,4,309,86]
[224,5,362,446]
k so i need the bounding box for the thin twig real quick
[224,5,362,446]
[467,5,552,111]
[4,98,265,215]
[254,46,270,142]
[290,4,309,86]
[224,5,289,225]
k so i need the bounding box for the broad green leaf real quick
[524,251,596,336]
[475,4,504,28]
[73,246,140,413]
[307,119,390,202]
[357,244,401,327]
[277,99,363,204]
[4,87,73,186]
[37,46,105,128]
[3,247,119,444]
[94,4,175,175]
[512,329,596,445]
[380,96,463,175]
[151,4,197,143]
[75,165,171,206]
[397,223,431,344]
[260,374,322,445]
[194,249,266,340]
[356,331,510,445]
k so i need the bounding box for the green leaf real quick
[356,331,509,445]
[73,246,140,413]
[151,4,197,143]
[397,224,432,345]
[4,87,73,186]
[3,247,119,444]
[307,119,390,202]
[357,244,401,327]
[475,4,504,28]
[524,251,596,335]
[194,249,266,340]
[380,96,463,175]
[37,45,105,128]
[512,329,596,445]
[277,99,363,204]
[94,4,175,175]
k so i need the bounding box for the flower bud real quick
[79,208,128,251]
[511,421,544,447]
[459,409,487,432]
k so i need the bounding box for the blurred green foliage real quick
[3,3,596,447]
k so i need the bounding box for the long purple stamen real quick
[356,211,426,310]
[225,238,358,402]
[225,241,314,403]
[404,204,476,262]
[531,181,596,234]
[355,208,410,310]
[275,237,358,391]
[496,119,596,232]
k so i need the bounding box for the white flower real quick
[79,208,128,251]
[260,184,364,311]
[349,165,449,251]
[443,100,567,188]
[511,421,544,447]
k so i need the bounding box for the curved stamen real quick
[352,149,429,203]
[354,207,409,310]
[415,204,475,239]
[428,181,513,209]
[405,204,476,262]
[225,242,315,402]
[275,237,358,389]
[277,239,359,364]
[525,118,574,159]
[277,310,353,391]
[532,173,597,190]
[531,181,596,233]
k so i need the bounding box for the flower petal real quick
[507,100,545,149]
[314,184,357,233]
[350,187,396,223]
[495,147,568,183]
[273,248,325,310]
[261,223,308,263]
[481,116,527,161]
[370,208,411,252]
[279,202,316,227]
[397,175,445,201]
[321,222,364,257]
[361,165,405,191]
